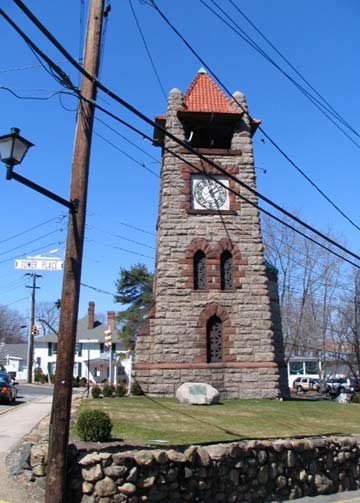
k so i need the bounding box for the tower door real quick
[207,315,223,363]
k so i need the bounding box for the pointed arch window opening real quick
[206,315,223,363]
[221,250,233,290]
[193,250,207,290]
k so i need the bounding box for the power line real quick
[95,116,159,163]
[0,228,64,257]
[129,0,167,100]
[0,240,65,265]
[0,86,67,101]
[99,1,111,78]
[78,0,85,66]
[4,3,360,268]
[0,60,67,73]
[224,0,360,141]
[3,296,29,307]
[88,238,155,260]
[81,282,117,296]
[86,224,155,249]
[88,97,360,268]
[93,130,160,178]
[0,215,65,244]
[103,218,156,237]
[200,0,360,149]
[145,0,360,233]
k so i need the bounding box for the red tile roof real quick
[181,70,236,114]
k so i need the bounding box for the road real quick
[0,383,53,414]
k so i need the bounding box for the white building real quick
[287,356,322,387]
[0,343,28,380]
[33,301,132,385]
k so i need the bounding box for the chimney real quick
[88,301,95,329]
[107,311,115,331]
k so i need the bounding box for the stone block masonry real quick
[28,436,360,502]
[135,71,289,399]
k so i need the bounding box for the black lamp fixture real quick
[0,127,34,179]
[0,127,76,211]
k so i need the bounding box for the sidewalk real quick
[0,396,52,503]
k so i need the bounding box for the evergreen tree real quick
[114,263,153,348]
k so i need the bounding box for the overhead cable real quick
[4,2,360,267]
[146,0,360,233]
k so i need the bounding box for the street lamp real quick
[0,127,33,179]
[0,127,77,212]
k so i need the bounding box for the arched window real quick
[220,250,233,290]
[206,315,223,363]
[193,250,206,290]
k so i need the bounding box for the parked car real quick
[325,378,355,395]
[293,377,321,393]
[0,372,17,404]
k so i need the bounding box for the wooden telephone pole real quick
[26,272,41,383]
[45,1,104,502]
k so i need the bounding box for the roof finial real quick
[198,67,207,74]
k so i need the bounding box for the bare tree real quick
[332,268,360,378]
[262,214,344,364]
[36,301,60,336]
[0,305,27,344]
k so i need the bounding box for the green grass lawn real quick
[72,397,360,447]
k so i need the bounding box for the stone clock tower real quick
[134,69,289,399]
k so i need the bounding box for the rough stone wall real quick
[135,86,288,399]
[29,436,360,503]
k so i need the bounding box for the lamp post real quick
[0,128,76,385]
[0,127,77,212]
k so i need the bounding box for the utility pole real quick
[25,272,41,383]
[45,2,104,502]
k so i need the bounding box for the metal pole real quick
[87,348,90,397]
[45,2,104,502]
[26,273,41,383]
[109,345,112,386]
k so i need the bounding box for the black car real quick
[0,372,17,403]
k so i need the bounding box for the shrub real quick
[131,380,143,396]
[34,367,45,382]
[115,382,127,397]
[91,385,101,399]
[77,409,112,442]
[49,373,55,384]
[103,384,114,398]
[79,377,87,387]
[351,393,360,404]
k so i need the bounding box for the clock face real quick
[191,175,229,210]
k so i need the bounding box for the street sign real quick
[15,257,63,271]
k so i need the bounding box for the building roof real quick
[0,343,28,365]
[35,315,126,350]
[36,314,105,343]
[181,68,237,114]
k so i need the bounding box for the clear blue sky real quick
[1,0,359,323]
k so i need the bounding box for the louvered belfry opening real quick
[206,315,223,363]
[220,250,233,290]
[193,250,206,290]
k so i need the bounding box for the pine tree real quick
[114,263,153,348]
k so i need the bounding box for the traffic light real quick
[31,325,39,336]
[104,328,112,348]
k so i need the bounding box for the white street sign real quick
[15,257,63,271]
